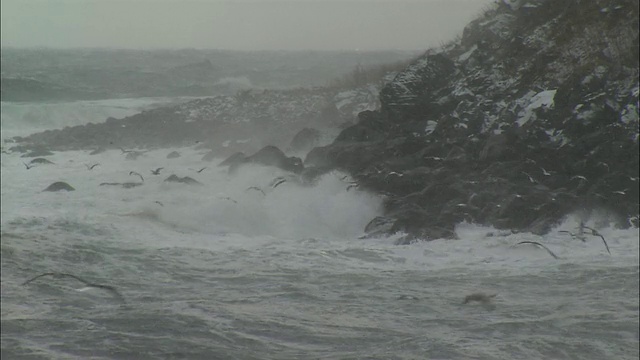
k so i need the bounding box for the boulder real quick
[164,175,202,185]
[43,182,74,192]
[201,150,218,162]
[99,182,143,189]
[166,151,181,159]
[225,146,304,174]
[29,158,55,165]
[289,128,321,152]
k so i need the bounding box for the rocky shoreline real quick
[8,0,639,242]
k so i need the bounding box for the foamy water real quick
[1,102,639,359]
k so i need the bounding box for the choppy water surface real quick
[1,131,638,359]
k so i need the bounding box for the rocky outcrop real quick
[307,0,639,241]
[222,146,304,174]
[99,182,143,189]
[7,0,638,242]
[29,158,55,165]
[166,151,181,159]
[9,86,381,158]
[289,128,321,153]
[43,182,75,192]
[164,175,202,185]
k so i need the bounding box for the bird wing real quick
[23,272,125,302]
[583,226,611,254]
[272,179,287,188]
[23,272,91,286]
[246,186,266,195]
[593,234,611,255]
[86,283,126,303]
[22,272,56,285]
[516,241,559,259]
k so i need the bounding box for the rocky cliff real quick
[306,0,639,241]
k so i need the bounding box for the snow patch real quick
[620,104,639,124]
[516,89,557,126]
[457,45,477,63]
[425,121,438,135]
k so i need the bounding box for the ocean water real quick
[1,100,639,360]
[0,97,201,139]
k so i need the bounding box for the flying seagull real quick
[22,272,125,303]
[218,196,238,204]
[582,226,611,255]
[384,171,404,181]
[521,171,537,184]
[23,162,35,170]
[245,186,266,196]
[596,162,610,173]
[129,171,144,182]
[271,177,287,189]
[85,163,100,170]
[195,167,207,173]
[151,167,164,175]
[515,241,559,259]
[346,182,359,191]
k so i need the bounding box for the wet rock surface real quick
[43,182,75,192]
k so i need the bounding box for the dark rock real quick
[164,175,202,185]
[226,146,304,174]
[29,158,55,165]
[361,216,396,238]
[289,127,321,152]
[201,150,218,162]
[379,54,457,122]
[125,151,146,160]
[43,182,74,192]
[218,152,247,167]
[298,166,335,185]
[166,151,181,159]
[99,182,143,189]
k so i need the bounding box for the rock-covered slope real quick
[306,0,639,241]
[8,0,639,242]
[8,85,381,157]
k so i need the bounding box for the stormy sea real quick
[1,98,639,360]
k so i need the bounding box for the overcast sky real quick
[1,0,494,51]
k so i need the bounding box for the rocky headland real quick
[9,0,639,242]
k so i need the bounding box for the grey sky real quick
[1,0,494,51]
